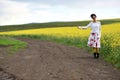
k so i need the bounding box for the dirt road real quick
[0,38,120,80]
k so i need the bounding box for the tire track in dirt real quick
[0,38,120,80]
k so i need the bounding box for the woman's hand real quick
[77,26,86,30]
[77,26,81,29]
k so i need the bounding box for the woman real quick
[78,14,101,59]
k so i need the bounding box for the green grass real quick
[0,36,27,55]
[15,34,87,48]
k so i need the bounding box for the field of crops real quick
[0,21,120,68]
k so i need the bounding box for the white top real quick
[78,21,101,37]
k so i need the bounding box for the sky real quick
[0,0,120,25]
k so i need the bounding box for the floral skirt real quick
[87,32,101,48]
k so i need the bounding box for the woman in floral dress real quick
[78,14,101,59]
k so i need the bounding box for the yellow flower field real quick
[0,23,120,36]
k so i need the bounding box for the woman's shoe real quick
[93,53,97,58]
[96,53,99,58]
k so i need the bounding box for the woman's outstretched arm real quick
[77,22,92,29]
